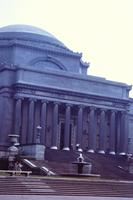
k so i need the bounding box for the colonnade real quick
[14,97,129,155]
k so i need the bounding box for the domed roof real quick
[0,24,55,38]
[0,24,66,48]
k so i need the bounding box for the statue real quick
[8,134,20,170]
[77,153,84,163]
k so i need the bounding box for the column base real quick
[63,147,70,151]
[109,151,115,155]
[78,148,83,152]
[50,146,58,150]
[87,149,95,153]
[98,150,105,154]
[119,152,126,156]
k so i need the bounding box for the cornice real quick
[0,63,17,72]
[80,59,90,68]
[0,86,13,97]
[0,38,82,58]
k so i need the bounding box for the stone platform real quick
[0,195,131,200]
[60,173,101,178]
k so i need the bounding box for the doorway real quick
[58,121,74,150]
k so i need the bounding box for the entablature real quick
[13,83,130,111]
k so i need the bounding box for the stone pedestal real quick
[83,164,92,174]
[129,163,133,174]
[21,144,45,160]
[72,161,92,174]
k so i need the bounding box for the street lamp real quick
[36,125,42,144]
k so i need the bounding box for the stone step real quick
[1,176,133,197]
[21,181,47,185]
[24,185,50,188]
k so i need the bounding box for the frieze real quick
[11,85,129,113]
[12,83,131,105]
[112,102,127,109]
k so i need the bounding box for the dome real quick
[0,24,55,38]
[0,24,66,48]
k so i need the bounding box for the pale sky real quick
[0,0,133,96]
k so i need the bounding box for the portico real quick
[13,95,129,155]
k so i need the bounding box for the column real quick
[109,110,116,155]
[14,98,22,135]
[51,102,59,149]
[33,101,41,143]
[63,104,71,151]
[77,105,83,152]
[27,99,35,144]
[41,101,47,145]
[88,107,96,153]
[21,99,28,144]
[119,111,128,155]
[116,111,121,153]
[98,109,106,154]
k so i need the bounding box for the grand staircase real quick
[1,149,133,197]
[26,149,132,180]
[83,152,131,180]
[1,176,133,197]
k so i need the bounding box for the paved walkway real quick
[0,196,132,200]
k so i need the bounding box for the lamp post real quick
[36,126,42,144]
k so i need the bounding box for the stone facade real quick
[0,24,132,158]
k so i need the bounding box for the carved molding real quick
[0,63,17,72]
[0,39,81,58]
[12,83,131,107]
[29,55,67,71]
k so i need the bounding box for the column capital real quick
[41,99,48,104]
[53,101,60,106]
[78,104,85,109]
[121,110,127,115]
[29,98,37,102]
[65,103,72,107]
[110,110,117,115]
[89,106,96,111]
[110,109,117,113]
[14,96,24,101]
[100,108,107,112]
